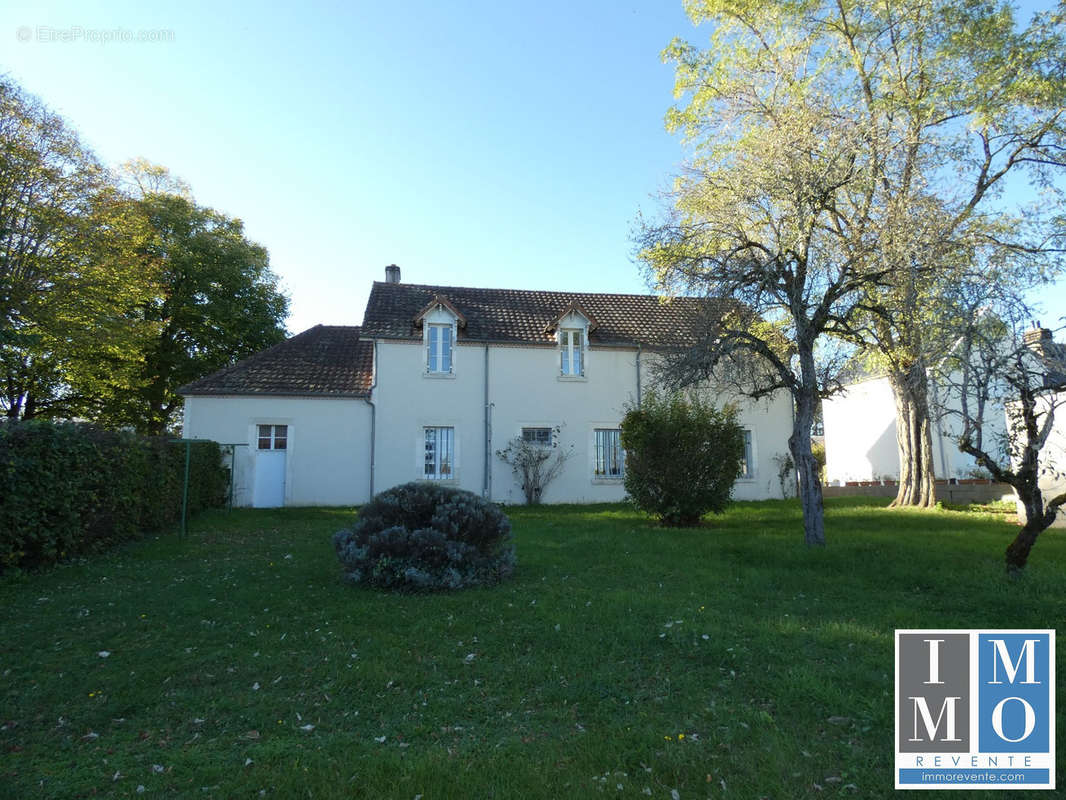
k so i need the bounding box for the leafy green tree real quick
[621,392,744,526]
[638,0,1065,541]
[98,165,289,433]
[637,46,876,545]
[823,0,1066,507]
[0,78,153,420]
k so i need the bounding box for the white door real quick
[253,424,287,507]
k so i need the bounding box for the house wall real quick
[823,374,1007,484]
[372,339,793,502]
[182,395,372,506]
[183,339,794,507]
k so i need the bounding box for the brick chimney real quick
[385,264,401,284]
[1024,324,1052,351]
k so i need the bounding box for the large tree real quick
[638,5,897,545]
[641,0,1066,541]
[821,0,1066,506]
[97,164,289,434]
[0,79,152,420]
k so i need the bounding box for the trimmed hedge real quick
[333,482,515,591]
[0,421,228,570]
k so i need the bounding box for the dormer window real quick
[414,294,465,377]
[427,323,452,373]
[546,302,596,380]
[560,328,584,376]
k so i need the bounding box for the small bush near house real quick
[811,440,827,484]
[332,482,515,591]
[621,392,745,526]
[0,420,227,571]
[496,426,574,504]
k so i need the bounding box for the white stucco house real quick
[179,266,794,507]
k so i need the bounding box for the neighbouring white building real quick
[821,374,1005,485]
[180,266,794,507]
[822,327,1066,487]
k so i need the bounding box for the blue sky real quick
[2,0,1062,334]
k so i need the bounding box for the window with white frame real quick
[424,426,455,479]
[257,424,287,450]
[559,328,584,376]
[594,428,623,478]
[426,323,453,373]
[521,427,552,446]
[740,430,754,478]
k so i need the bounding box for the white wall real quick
[183,339,794,507]
[372,339,793,502]
[182,395,372,506]
[823,377,899,483]
[823,374,1008,484]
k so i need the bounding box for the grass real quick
[0,498,1062,799]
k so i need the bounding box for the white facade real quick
[183,395,372,507]
[822,374,1006,484]
[184,337,793,507]
[370,339,794,505]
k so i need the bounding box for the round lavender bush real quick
[332,482,515,591]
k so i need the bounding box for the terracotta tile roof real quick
[179,325,373,397]
[361,281,716,347]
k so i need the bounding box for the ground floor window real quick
[521,427,553,446]
[594,428,623,478]
[741,430,753,478]
[257,424,287,450]
[424,426,455,479]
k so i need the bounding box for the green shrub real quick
[621,392,745,526]
[332,482,515,591]
[0,421,227,570]
[811,440,827,485]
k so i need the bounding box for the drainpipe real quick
[636,344,643,407]
[362,339,379,499]
[483,344,493,499]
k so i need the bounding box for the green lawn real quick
[0,499,1062,799]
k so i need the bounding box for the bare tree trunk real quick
[888,364,937,507]
[1006,486,1056,576]
[792,347,825,546]
[1006,519,1043,576]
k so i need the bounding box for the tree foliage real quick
[97,164,289,434]
[0,76,289,433]
[621,392,744,526]
[638,0,1066,541]
[0,78,154,420]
